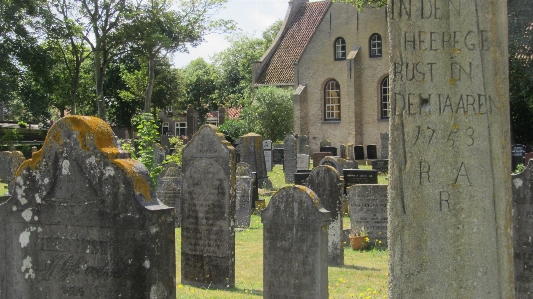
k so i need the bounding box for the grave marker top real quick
[388,1,513,298]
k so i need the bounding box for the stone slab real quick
[347,184,387,246]
[156,163,182,227]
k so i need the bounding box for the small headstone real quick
[0,116,175,298]
[294,170,311,185]
[235,163,253,228]
[156,163,182,226]
[354,145,364,160]
[297,154,310,171]
[319,156,358,176]
[343,169,378,195]
[512,144,527,171]
[319,139,331,148]
[297,135,309,155]
[366,144,377,160]
[320,146,337,157]
[153,143,166,166]
[272,145,284,165]
[347,184,387,246]
[512,160,533,297]
[161,135,171,153]
[347,143,355,160]
[181,125,235,288]
[312,152,332,168]
[340,144,346,159]
[306,165,344,265]
[372,159,389,173]
[240,133,272,188]
[380,132,389,159]
[283,134,297,183]
[262,186,330,299]
[263,140,273,172]
[0,151,25,194]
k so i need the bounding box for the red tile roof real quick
[256,1,331,85]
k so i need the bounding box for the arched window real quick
[335,37,346,60]
[325,80,341,120]
[370,33,382,58]
[380,76,390,119]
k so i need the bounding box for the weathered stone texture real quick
[283,134,297,183]
[262,186,330,299]
[156,163,182,226]
[0,116,175,299]
[388,1,514,298]
[181,125,235,289]
[347,184,387,246]
[239,133,272,188]
[235,162,253,228]
[0,151,25,194]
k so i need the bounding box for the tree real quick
[180,58,218,124]
[332,0,387,10]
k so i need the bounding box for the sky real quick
[171,0,290,68]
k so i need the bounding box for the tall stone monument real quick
[239,133,272,188]
[235,162,253,228]
[388,2,514,298]
[0,116,176,298]
[181,125,236,289]
[283,134,297,183]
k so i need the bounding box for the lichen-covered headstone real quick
[235,162,253,228]
[388,1,514,297]
[0,151,25,195]
[512,161,533,297]
[262,186,330,299]
[181,125,235,289]
[239,133,272,188]
[156,163,182,227]
[306,165,344,265]
[347,184,387,246]
[0,116,175,299]
[283,134,297,183]
[319,139,331,148]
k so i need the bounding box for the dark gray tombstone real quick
[366,144,377,160]
[372,159,389,173]
[0,116,175,298]
[262,186,330,299]
[153,143,166,166]
[156,163,182,227]
[319,156,358,176]
[354,145,365,160]
[0,151,25,195]
[347,184,388,246]
[344,169,378,195]
[272,144,284,164]
[181,125,235,289]
[339,144,346,159]
[294,170,311,185]
[283,134,297,183]
[512,160,533,297]
[512,144,527,171]
[380,132,389,159]
[240,133,272,188]
[235,162,253,228]
[251,172,259,209]
[161,135,171,153]
[320,146,337,157]
[306,165,344,265]
[263,140,273,171]
[297,135,309,155]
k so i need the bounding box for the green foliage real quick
[132,113,162,186]
[218,118,250,144]
[1,129,22,144]
[163,136,185,166]
[241,86,293,142]
[180,58,219,123]
[17,121,28,128]
[332,0,387,10]
[514,163,526,174]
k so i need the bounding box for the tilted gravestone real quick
[283,134,297,183]
[380,132,389,159]
[181,125,236,289]
[239,133,272,188]
[156,163,182,227]
[235,162,253,228]
[347,184,387,246]
[388,1,514,297]
[0,116,175,298]
[306,165,344,266]
[262,186,330,299]
[512,160,533,297]
[0,151,25,195]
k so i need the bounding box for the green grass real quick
[0,182,7,195]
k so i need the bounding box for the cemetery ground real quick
[175,164,389,298]
[0,182,6,195]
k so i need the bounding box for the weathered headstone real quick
[372,159,389,173]
[354,145,365,160]
[347,142,355,160]
[512,144,527,171]
[306,165,344,265]
[340,144,346,159]
[153,143,166,166]
[297,135,309,155]
[312,152,332,168]
[319,156,358,176]
[272,144,284,165]
[0,151,25,195]
[388,1,514,297]
[366,144,377,160]
[297,154,310,171]
[512,160,533,298]
[344,169,378,195]
[156,162,182,226]
[294,170,311,185]
[240,133,272,188]
[347,184,387,246]
[0,116,175,298]
[263,140,273,171]
[235,162,253,228]
[181,125,235,289]
[380,132,389,159]
[319,139,331,148]
[283,134,297,183]
[262,186,330,299]
[320,146,337,157]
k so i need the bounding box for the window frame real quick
[324,80,341,121]
[334,37,346,61]
[370,33,382,58]
[162,122,170,135]
[380,76,390,119]
[175,122,187,137]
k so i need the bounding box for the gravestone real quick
[347,184,388,246]
[344,169,378,195]
[181,125,236,289]
[354,145,365,160]
[235,163,253,228]
[347,143,355,160]
[0,116,175,298]
[272,144,284,164]
[263,140,273,171]
[297,154,310,171]
[283,134,297,183]
[297,135,309,155]
[512,160,533,298]
[240,133,272,188]
[306,165,344,265]
[372,159,389,173]
[512,144,527,171]
[388,1,514,297]
[319,156,358,176]
[312,152,332,168]
[366,144,377,160]
[340,144,346,159]
[294,170,311,185]
[161,135,171,153]
[0,151,25,195]
[380,132,389,159]
[319,139,331,148]
[153,143,166,166]
[320,146,337,157]
[262,186,330,299]
[156,163,182,227]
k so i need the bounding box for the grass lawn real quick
[0,182,7,196]
[175,163,389,298]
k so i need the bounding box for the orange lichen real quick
[112,159,153,202]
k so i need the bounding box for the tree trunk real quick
[144,55,156,113]
[70,63,81,115]
[94,49,106,120]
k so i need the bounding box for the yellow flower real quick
[178,284,183,289]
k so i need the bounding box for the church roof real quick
[256,1,331,85]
